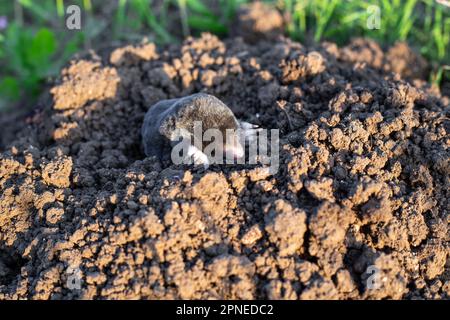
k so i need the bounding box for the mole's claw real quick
[239,121,260,130]
[239,121,264,143]
[189,147,209,169]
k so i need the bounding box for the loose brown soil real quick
[0,24,449,299]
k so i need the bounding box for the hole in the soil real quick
[342,248,366,295]
[360,224,372,235]
[296,188,320,210]
[0,249,27,285]
[124,142,146,162]
[300,228,319,265]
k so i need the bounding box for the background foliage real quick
[0,0,449,111]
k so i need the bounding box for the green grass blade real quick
[18,0,53,22]
[187,15,227,34]
[56,0,64,17]
[397,0,418,40]
[186,0,214,17]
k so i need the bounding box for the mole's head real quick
[201,112,245,161]
[177,93,245,160]
[222,121,262,161]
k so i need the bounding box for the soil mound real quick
[0,32,448,299]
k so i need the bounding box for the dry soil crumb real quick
[232,1,285,43]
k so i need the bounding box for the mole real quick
[141,93,261,168]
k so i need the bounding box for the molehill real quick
[0,28,448,299]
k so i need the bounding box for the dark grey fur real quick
[141,93,239,159]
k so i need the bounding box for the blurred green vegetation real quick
[282,0,450,81]
[0,0,449,111]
